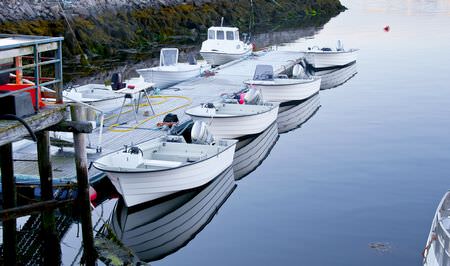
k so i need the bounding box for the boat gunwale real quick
[243,77,321,87]
[185,103,278,119]
[93,139,237,174]
[304,48,359,55]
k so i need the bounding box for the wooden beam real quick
[0,105,66,146]
[0,199,74,221]
[0,143,17,265]
[71,105,97,265]
[0,42,58,60]
[37,131,61,265]
[48,121,94,133]
[15,56,22,84]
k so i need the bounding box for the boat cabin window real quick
[235,31,239,40]
[217,30,225,40]
[208,29,215,40]
[226,31,234,40]
[160,49,178,66]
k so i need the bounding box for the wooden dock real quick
[12,49,304,181]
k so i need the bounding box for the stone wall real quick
[0,0,207,22]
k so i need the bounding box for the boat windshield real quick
[253,64,274,81]
[226,31,234,40]
[217,30,225,40]
[208,29,215,40]
[160,49,178,66]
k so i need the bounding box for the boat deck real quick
[12,50,304,180]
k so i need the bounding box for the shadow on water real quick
[307,62,358,90]
[104,167,236,263]
[277,93,322,134]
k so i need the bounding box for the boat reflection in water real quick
[308,62,357,90]
[277,93,321,134]
[233,122,279,180]
[109,167,236,262]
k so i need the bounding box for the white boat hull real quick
[304,49,358,69]
[137,67,201,89]
[186,104,279,139]
[110,167,235,261]
[245,78,321,103]
[102,143,236,207]
[200,49,252,66]
[423,191,450,266]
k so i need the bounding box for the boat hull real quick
[186,105,279,139]
[245,78,321,103]
[137,67,201,89]
[200,49,252,66]
[110,167,235,262]
[102,143,236,207]
[304,49,358,69]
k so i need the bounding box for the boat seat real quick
[151,152,205,163]
[142,159,183,168]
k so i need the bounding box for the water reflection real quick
[233,123,279,181]
[307,62,358,90]
[277,93,321,134]
[109,167,236,262]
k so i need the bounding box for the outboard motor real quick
[292,64,306,79]
[169,119,194,143]
[244,88,263,105]
[111,73,126,91]
[187,53,197,65]
[191,121,215,145]
[201,102,217,116]
[337,40,344,51]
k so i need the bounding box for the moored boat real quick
[423,191,450,266]
[303,40,359,69]
[136,48,203,89]
[244,64,321,103]
[93,121,237,207]
[185,100,279,139]
[200,26,253,66]
[109,166,236,262]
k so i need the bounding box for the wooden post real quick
[0,143,17,265]
[71,105,97,265]
[36,131,61,265]
[15,56,22,84]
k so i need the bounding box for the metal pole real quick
[34,44,40,112]
[56,40,64,104]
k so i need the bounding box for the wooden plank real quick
[0,42,58,60]
[48,121,94,133]
[0,199,74,221]
[0,143,17,265]
[0,105,66,146]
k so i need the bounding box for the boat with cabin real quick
[93,121,237,207]
[136,48,203,89]
[200,26,253,66]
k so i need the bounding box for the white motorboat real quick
[93,121,237,207]
[308,62,358,90]
[62,76,153,111]
[423,191,450,266]
[277,93,321,134]
[110,167,235,262]
[244,64,321,103]
[233,122,279,180]
[303,40,359,69]
[136,48,203,89]
[200,26,253,66]
[185,99,279,139]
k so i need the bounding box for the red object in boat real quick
[0,84,45,108]
[127,85,135,89]
[384,25,390,32]
[239,93,245,104]
[89,186,97,201]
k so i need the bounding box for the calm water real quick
[148,1,450,265]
